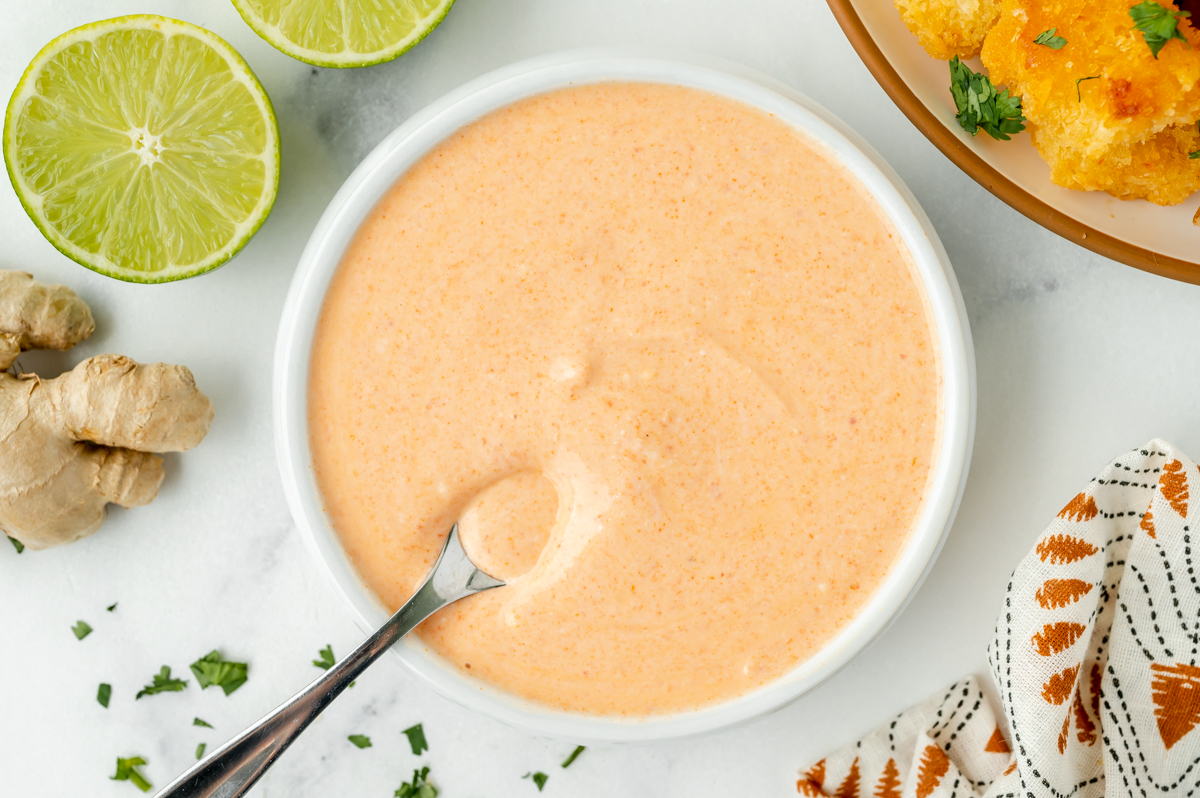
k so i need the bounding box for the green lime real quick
[3,15,280,283]
[231,0,455,68]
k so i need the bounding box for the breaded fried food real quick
[1037,123,1200,204]
[895,0,1002,58]
[981,0,1200,203]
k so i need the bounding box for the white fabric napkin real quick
[799,439,1198,798]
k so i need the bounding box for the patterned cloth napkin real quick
[798,439,1197,798]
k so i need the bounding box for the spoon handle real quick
[154,525,501,798]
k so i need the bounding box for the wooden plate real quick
[827,0,1200,284]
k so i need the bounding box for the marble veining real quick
[2,1,1200,796]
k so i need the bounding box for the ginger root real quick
[0,271,213,550]
[0,270,95,370]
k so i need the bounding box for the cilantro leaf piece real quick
[348,734,372,749]
[97,683,111,708]
[190,650,248,696]
[1190,151,1200,158]
[193,717,213,728]
[1034,28,1068,48]
[524,771,549,791]
[7,534,24,553]
[313,644,336,670]
[107,603,118,612]
[403,723,429,755]
[136,666,188,699]
[72,620,93,640]
[1076,75,1102,101]
[195,743,207,760]
[562,745,585,768]
[111,756,152,792]
[948,57,1026,140]
[395,766,437,798]
[1130,1,1191,57]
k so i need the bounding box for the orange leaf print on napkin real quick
[1031,622,1086,656]
[1035,579,1092,609]
[1036,535,1098,564]
[1160,460,1189,517]
[1151,663,1200,750]
[915,745,950,798]
[1041,665,1080,705]
[798,759,825,796]
[1058,493,1098,522]
[835,758,861,798]
[874,759,901,798]
[984,726,1010,754]
[1140,511,1155,538]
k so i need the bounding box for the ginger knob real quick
[0,270,213,550]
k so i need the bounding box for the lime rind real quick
[231,0,455,69]
[3,15,280,283]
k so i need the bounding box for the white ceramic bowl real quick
[274,50,976,743]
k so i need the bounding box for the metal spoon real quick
[154,524,503,798]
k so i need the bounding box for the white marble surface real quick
[3,1,1200,796]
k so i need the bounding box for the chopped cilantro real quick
[71,620,93,640]
[403,723,429,755]
[524,771,549,791]
[7,535,24,553]
[193,717,213,728]
[561,745,585,768]
[1130,1,1191,57]
[190,650,248,696]
[348,734,372,749]
[136,666,187,699]
[107,603,118,612]
[97,683,112,708]
[313,644,336,670]
[395,766,437,798]
[1034,28,1068,48]
[195,743,207,760]
[1076,74,1102,101]
[948,57,1026,140]
[111,756,152,792]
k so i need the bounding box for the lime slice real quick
[3,16,280,283]
[232,0,455,68]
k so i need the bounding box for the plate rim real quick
[825,0,1200,285]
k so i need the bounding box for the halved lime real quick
[3,16,280,283]
[232,0,455,68]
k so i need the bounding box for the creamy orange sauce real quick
[309,83,939,716]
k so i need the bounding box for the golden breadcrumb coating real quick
[981,0,1200,204]
[895,0,1002,58]
[1032,122,1200,203]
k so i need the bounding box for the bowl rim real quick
[824,0,1200,286]
[273,49,977,743]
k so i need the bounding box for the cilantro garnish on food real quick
[97,683,112,708]
[348,734,372,749]
[72,620,93,640]
[7,534,23,553]
[403,723,429,755]
[562,745,585,768]
[1034,28,1067,48]
[1130,1,1192,57]
[395,766,437,798]
[524,771,549,791]
[111,756,152,792]
[136,666,187,698]
[313,644,336,669]
[948,57,1026,140]
[1076,75,1102,101]
[195,743,207,760]
[190,650,248,696]
[193,717,213,728]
